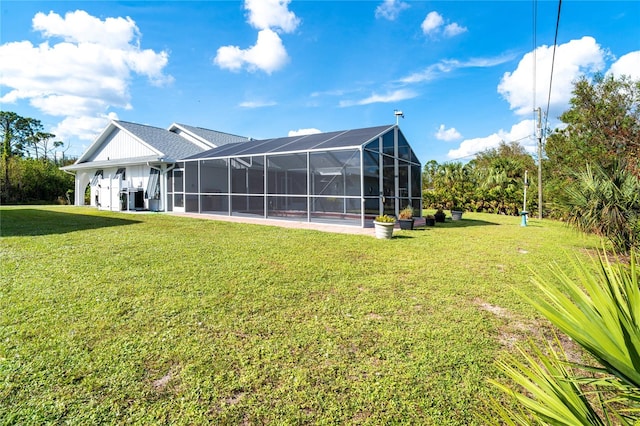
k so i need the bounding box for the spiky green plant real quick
[560,163,640,254]
[488,250,640,425]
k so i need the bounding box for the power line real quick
[538,0,561,220]
[532,0,538,136]
[544,0,562,137]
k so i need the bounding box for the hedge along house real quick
[61,120,248,211]
[171,125,422,227]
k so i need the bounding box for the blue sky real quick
[1,1,638,163]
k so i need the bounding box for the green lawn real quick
[0,206,600,425]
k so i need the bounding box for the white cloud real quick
[443,23,467,37]
[608,51,640,80]
[421,11,444,35]
[32,10,137,48]
[244,0,300,33]
[0,10,172,143]
[421,11,465,38]
[214,0,299,74]
[215,29,289,74]
[375,0,410,21]
[447,119,536,159]
[498,36,605,116]
[288,128,322,136]
[238,100,277,108]
[435,124,462,141]
[400,54,515,84]
[339,89,417,107]
[53,112,119,143]
[311,89,347,97]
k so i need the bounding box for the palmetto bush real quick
[560,163,640,254]
[488,250,640,425]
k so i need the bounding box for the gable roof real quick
[115,121,206,160]
[184,125,395,160]
[169,123,249,148]
[62,120,223,171]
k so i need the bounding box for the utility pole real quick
[536,107,543,219]
[521,170,529,227]
[523,170,528,212]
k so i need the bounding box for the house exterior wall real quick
[88,130,156,162]
[75,165,165,211]
[74,170,93,206]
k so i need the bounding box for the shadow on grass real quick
[442,218,500,228]
[415,218,499,229]
[0,208,142,237]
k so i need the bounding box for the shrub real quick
[488,250,640,424]
[559,163,640,254]
[374,214,396,223]
[399,206,414,219]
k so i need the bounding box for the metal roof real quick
[184,125,394,160]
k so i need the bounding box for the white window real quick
[90,170,103,186]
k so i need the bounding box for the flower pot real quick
[398,218,414,230]
[373,221,394,239]
[425,217,436,226]
[434,211,446,223]
[451,210,463,221]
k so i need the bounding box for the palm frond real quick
[488,250,640,424]
[489,335,608,425]
[529,251,640,390]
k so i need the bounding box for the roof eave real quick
[61,156,171,171]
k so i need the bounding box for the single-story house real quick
[61,120,248,211]
[63,121,422,227]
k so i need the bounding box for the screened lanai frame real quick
[166,125,422,227]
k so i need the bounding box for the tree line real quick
[1,111,75,204]
[423,74,639,253]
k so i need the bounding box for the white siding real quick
[88,128,157,161]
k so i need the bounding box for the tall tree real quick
[1,112,29,195]
[545,74,640,178]
[1,111,65,201]
[469,141,536,214]
[543,74,640,245]
[25,131,64,161]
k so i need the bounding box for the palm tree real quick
[560,162,640,253]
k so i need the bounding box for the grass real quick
[0,206,601,425]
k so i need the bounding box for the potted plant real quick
[425,214,436,226]
[451,206,464,221]
[373,214,395,239]
[398,206,415,230]
[434,208,446,223]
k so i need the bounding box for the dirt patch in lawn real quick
[475,298,583,363]
[151,365,180,392]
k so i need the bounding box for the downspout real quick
[62,169,77,205]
